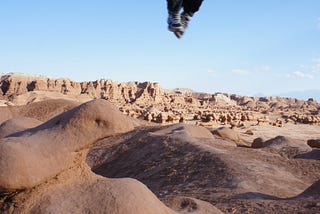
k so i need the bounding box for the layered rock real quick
[0,74,165,105]
[1,73,320,126]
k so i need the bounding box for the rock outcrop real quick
[0,96,319,213]
[0,74,164,105]
[0,99,135,191]
[1,73,320,128]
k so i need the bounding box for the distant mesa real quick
[0,73,164,105]
[1,73,320,127]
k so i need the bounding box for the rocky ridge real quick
[1,73,320,126]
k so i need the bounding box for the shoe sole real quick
[174,31,183,39]
[168,26,184,33]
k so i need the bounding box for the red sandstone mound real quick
[0,108,12,125]
[0,99,79,124]
[0,117,42,138]
[0,99,184,214]
[87,122,320,213]
[0,99,135,190]
[211,127,250,147]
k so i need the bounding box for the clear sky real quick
[1,0,320,96]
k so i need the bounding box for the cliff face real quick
[0,74,164,104]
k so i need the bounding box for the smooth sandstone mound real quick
[12,164,174,214]
[212,127,250,147]
[0,117,42,138]
[0,99,79,124]
[152,123,214,139]
[0,99,179,213]
[15,99,80,122]
[0,99,135,191]
[90,124,224,213]
[0,107,12,124]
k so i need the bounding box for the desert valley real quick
[0,73,319,213]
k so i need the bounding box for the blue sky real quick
[1,0,320,96]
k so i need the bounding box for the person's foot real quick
[173,12,192,39]
[167,11,183,32]
[181,12,192,30]
[174,31,183,39]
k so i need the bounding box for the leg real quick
[182,0,204,16]
[167,0,183,13]
[166,0,184,32]
[174,0,203,38]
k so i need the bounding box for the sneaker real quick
[173,12,192,39]
[167,11,183,32]
[174,31,183,39]
[181,12,192,30]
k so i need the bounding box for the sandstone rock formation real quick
[0,100,182,214]
[0,99,224,214]
[1,73,320,128]
[212,127,250,147]
[0,99,80,124]
[0,73,164,105]
[0,99,135,191]
[88,122,320,213]
[0,95,319,213]
[0,117,42,138]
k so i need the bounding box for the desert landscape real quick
[0,73,319,214]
